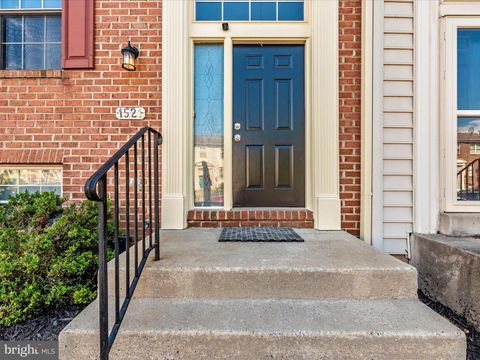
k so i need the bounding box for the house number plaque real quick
[115,107,146,120]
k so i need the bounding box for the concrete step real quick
[110,229,418,300]
[60,298,466,360]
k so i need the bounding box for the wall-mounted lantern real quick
[121,41,139,71]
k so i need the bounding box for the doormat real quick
[218,227,304,242]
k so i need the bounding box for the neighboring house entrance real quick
[232,45,305,207]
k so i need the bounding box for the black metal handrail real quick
[84,127,162,360]
[457,158,480,201]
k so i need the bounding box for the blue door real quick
[233,45,305,207]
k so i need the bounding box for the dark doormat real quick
[219,227,304,242]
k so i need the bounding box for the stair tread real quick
[64,298,463,338]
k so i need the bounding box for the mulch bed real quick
[0,305,83,341]
[419,290,480,360]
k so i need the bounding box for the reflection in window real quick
[457,29,480,201]
[196,1,304,22]
[0,168,62,203]
[1,14,61,70]
[194,44,224,207]
[457,118,480,201]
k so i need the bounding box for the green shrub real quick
[0,191,114,326]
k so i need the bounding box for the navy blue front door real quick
[233,45,305,207]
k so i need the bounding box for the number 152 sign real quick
[115,107,146,120]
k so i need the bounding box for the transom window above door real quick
[195,0,304,22]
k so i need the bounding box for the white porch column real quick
[161,0,190,229]
[311,0,341,230]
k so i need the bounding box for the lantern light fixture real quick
[121,41,139,71]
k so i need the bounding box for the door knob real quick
[234,122,241,130]
[234,134,241,142]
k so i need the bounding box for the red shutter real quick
[62,0,94,69]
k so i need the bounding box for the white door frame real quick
[161,0,340,230]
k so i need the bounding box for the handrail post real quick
[154,132,160,261]
[98,175,109,360]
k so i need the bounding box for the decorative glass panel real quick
[0,168,62,203]
[194,44,224,207]
[1,15,61,70]
[195,0,304,21]
[457,118,480,201]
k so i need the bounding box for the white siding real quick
[382,0,414,253]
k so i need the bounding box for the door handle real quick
[234,134,241,142]
[234,122,241,130]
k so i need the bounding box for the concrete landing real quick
[113,229,418,300]
[412,233,480,330]
[60,298,465,360]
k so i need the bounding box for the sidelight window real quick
[194,44,224,207]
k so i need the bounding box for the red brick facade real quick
[0,0,361,235]
[0,0,162,202]
[338,0,362,236]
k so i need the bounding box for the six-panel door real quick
[232,45,305,207]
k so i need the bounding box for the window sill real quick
[0,69,64,79]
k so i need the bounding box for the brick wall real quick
[0,0,162,202]
[338,0,362,236]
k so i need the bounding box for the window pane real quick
[19,186,41,194]
[196,2,222,21]
[251,2,276,21]
[24,44,44,69]
[44,0,61,8]
[278,2,304,21]
[0,0,19,9]
[45,43,60,69]
[224,2,249,21]
[42,185,61,195]
[5,44,22,69]
[0,169,18,185]
[24,16,44,42]
[457,117,480,201]
[41,169,61,185]
[194,44,224,207]
[4,16,22,43]
[46,15,61,42]
[0,186,16,201]
[19,169,41,185]
[21,0,41,8]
